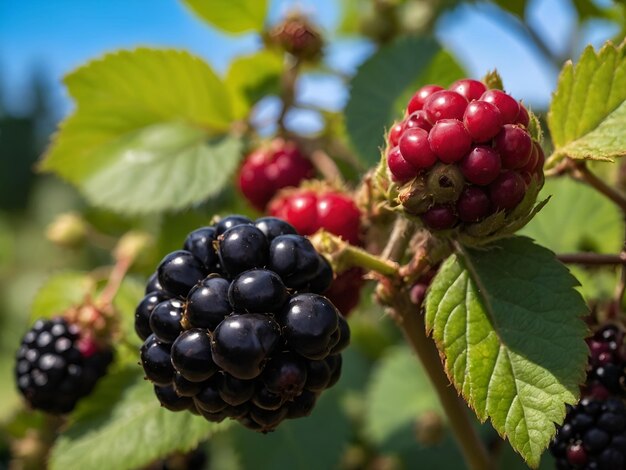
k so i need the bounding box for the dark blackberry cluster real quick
[550,397,626,469]
[136,215,349,432]
[585,325,626,400]
[386,79,544,231]
[15,317,113,414]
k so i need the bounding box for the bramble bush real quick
[4,1,626,469]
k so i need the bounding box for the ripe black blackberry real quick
[15,317,113,414]
[585,325,626,399]
[550,397,626,469]
[137,215,350,432]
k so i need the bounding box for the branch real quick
[570,162,626,214]
[557,253,626,265]
[383,288,493,470]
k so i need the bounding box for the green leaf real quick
[226,50,284,119]
[548,41,626,163]
[393,50,467,115]
[50,367,228,470]
[182,0,268,34]
[520,178,623,254]
[72,124,243,214]
[41,49,241,214]
[365,346,443,448]
[491,0,527,19]
[30,271,93,320]
[231,388,350,470]
[424,237,588,468]
[346,36,443,165]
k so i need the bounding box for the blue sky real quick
[0,0,619,127]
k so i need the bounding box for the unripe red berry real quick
[449,79,487,102]
[463,100,503,142]
[489,171,526,211]
[422,205,458,230]
[519,143,539,174]
[566,443,588,466]
[423,91,468,123]
[407,85,444,114]
[480,89,520,124]
[388,122,404,147]
[428,119,471,163]
[404,110,433,132]
[459,146,502,186]
[317,193,361,245]
[457,186,491,222]
[270,190,319,235]
[516,103,530,127]
[533,142,545,176]
[494,124,532,169]
[387,146,417,183]
[399,128,437,170]
[238,141,314,210]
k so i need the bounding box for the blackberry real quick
[170,329,217,382]
[135,292,168,341]
[149,299,185,343]
[140,335,175,386]
[550,397,626,469]
[186,277,231,331]
[218,225,269,277]
[268,234,320,288]
[279,294,340,360]
[211,314,282,380]
[585,325,626,398]
[228,269,289,313]
[215,215,253,236]
[15,317,113,414]
[183,227,218,270]
[157,251,207,298]
[136,215,350,432]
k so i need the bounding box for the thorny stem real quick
[377,218,492,470]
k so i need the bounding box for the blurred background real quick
[0,0,623,468]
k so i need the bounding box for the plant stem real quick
[378,217,492,469]
[386,290,493,470]
[277,57,301,132]
[310,149,343,183]
[97,254,132,308]
[311,230,399,276]
[557,253,626,265]
[570,162,626,214]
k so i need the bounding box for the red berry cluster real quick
[269,187,365,316]
[238,139,315,211]
[386,79,544,231]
